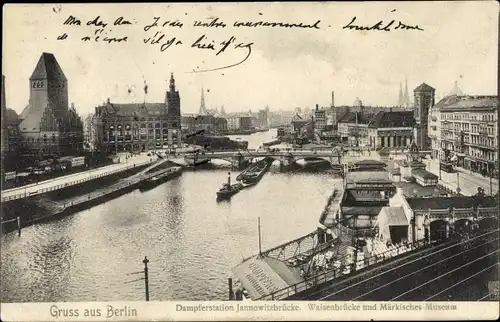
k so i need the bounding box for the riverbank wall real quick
[1,163,153,234]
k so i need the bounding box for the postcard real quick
[1,1,499,321]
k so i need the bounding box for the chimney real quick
[331,91,335,107]
[107,98,110,104]
[316,104,319,111]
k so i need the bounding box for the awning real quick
[232,256,304,300]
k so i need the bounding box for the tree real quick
[348,126,366,147]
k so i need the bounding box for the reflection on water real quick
[1,129,342,302]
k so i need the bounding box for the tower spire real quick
[403,79,410,108]
[169,73,176,92]
[398,82,403,107]
[199,87,207,115]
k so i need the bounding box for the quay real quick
[0,158,181,233]
[1,153,156,203]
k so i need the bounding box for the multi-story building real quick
[338,109,415,148]
[439,95,497,175]
[313,104,327,131]
[428,100,442,159]
[226,116,240,130]
[413,83,435,151]
[17,53,84,158]
[1,75,21,171]
[239,116,252,130]
[94,73,182,153]
[214,117,228,133]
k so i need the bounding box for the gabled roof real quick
[5,108,20,125]
[338,111,374,124]
[98,102,167,117]
[414,83,435,92]
[19,104,45,132]
[411,169,438,180]
[393,182,447,198]
[370,111,415,128]
[30,53,67,81]
[440,96,497,110]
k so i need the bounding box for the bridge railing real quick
[1,160,152,203]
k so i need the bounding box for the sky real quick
[2,2,498,116]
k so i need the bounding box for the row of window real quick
[441,112,496,122]
[106,122,178,129]
[441,143,497,161]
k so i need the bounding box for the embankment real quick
[1,163,150,234]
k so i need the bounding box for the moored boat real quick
[241,158,272,184]
[140,166,183,191]
[184,151,210,166]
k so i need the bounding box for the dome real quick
[448,81,464,96]
[353,97,363,107]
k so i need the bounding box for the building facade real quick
[18,53,83,158]
[83,113,97,152]
[226,116,241,130]
[439,95,497,175]
[1,75,21,171]
[239,116,252,130]
[94,73,182,153]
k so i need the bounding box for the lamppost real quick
[456,172,460,194]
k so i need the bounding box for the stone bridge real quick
[182,149,380,168]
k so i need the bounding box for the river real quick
[0,129,341,302]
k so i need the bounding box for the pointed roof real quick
[398,82,403,106]
[414,83,435,92]
[30,52,67,81]
[199,87,207,115]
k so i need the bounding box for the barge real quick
[139,166,183,191]
[238,158,273,184]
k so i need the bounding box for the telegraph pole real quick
[143,256,150,301]
[258,217,262,258]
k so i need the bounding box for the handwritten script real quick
[58,15,322,72]
[56,12,423,71]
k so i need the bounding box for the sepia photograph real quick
[1,1,499,321]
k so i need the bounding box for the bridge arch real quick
[430,219,448,242]
[453,218,473,236]
[477,217,498,232]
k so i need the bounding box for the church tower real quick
[19,53,83,156]
[165,73,182,145]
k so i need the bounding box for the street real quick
[425,159,498,196]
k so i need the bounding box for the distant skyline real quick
[3,2,498,116]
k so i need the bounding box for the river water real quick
[0,129,341,302]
